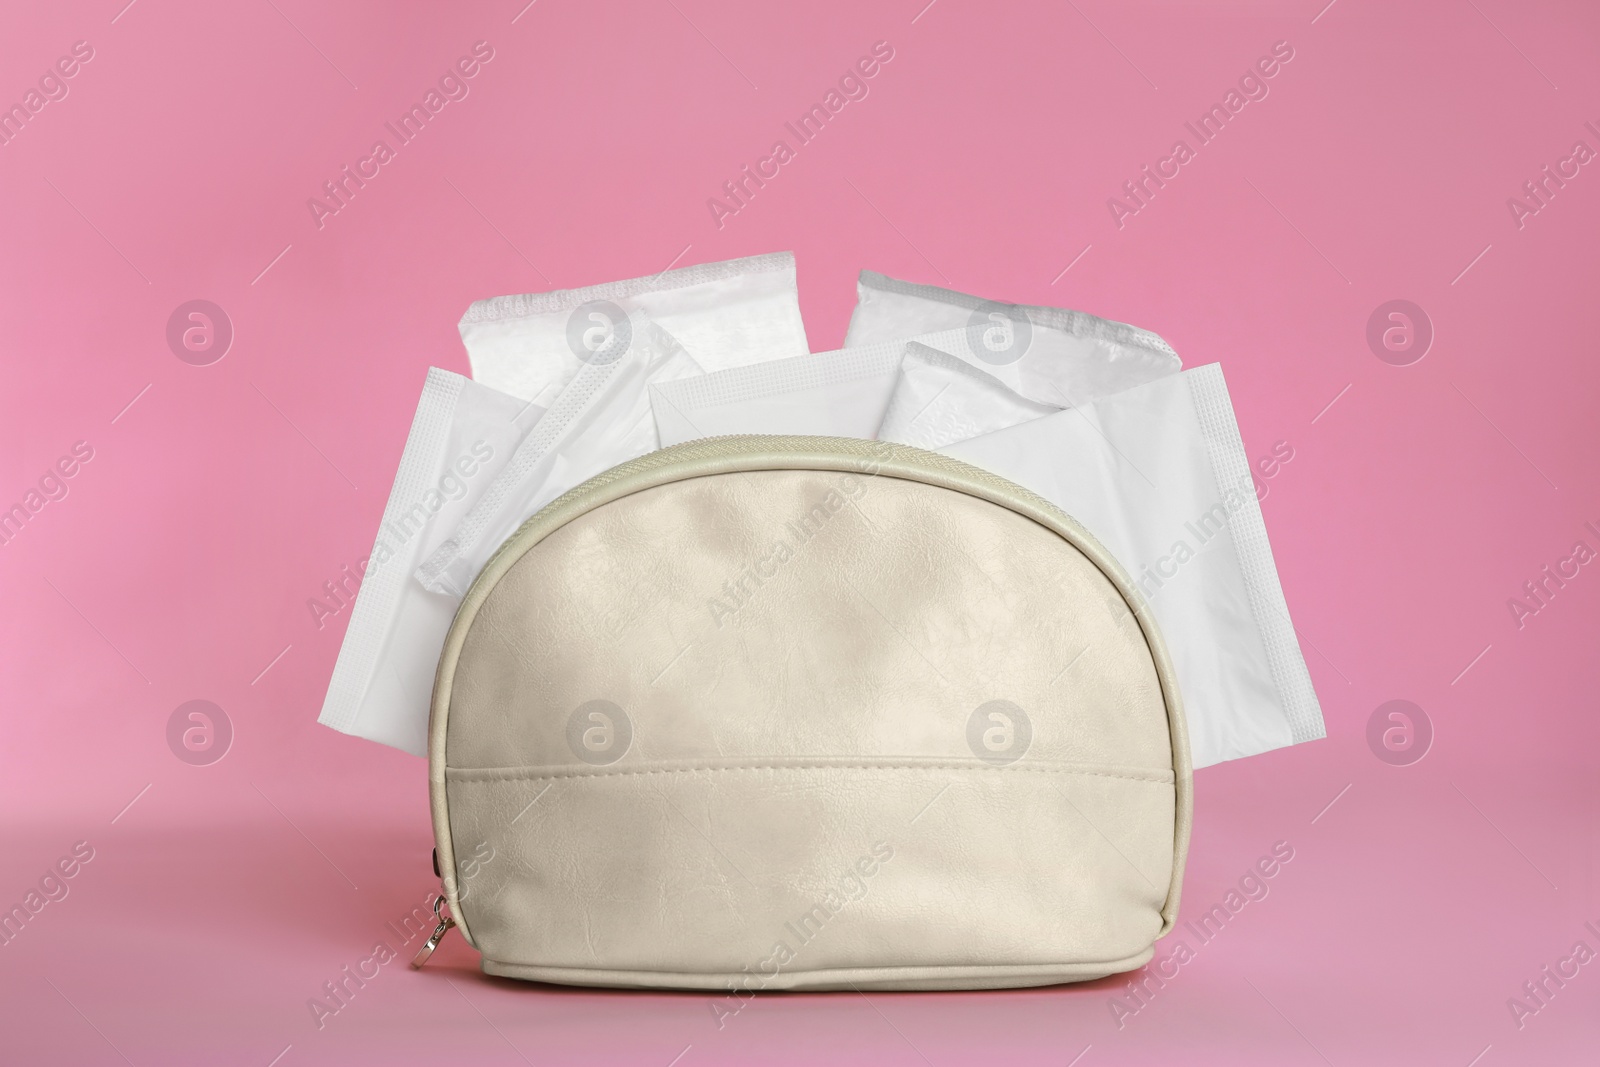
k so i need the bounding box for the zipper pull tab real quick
[410,893,456,968]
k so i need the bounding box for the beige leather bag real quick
[423,435,1191,991]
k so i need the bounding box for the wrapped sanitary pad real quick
[649,348,1323,766]
[327,263,810,755]
[651,304,1177,446]
[939,364,1324,766]
[459,251,808,408]
[417,314,701,596]
[324,256,1322,772]
[318,368,542,755]
[323,313,700,754]
[878,342,1059,449]
[845,268,1178,363]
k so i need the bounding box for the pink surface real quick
[2,0,1596,1063]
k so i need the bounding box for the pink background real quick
[2,0,1597,1063]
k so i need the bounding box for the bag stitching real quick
[445,763,1174,785]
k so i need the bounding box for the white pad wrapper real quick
[459,251,809,408]
[879,342,1059,449]
[650,332,926,443]
[318,368,543,755]
[845,268,1179,362]
[416,314,702,598]
[940,364,1325,767]
[650,305,1176,446]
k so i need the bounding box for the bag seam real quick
[483,951,1152,981]
[445,763,1176,785]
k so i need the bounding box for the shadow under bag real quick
[423,436,1192,991]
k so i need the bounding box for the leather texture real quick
[431,436,1191,991]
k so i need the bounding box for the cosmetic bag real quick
[419,435,1191,990]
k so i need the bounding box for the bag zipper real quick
[409,892,456,968]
